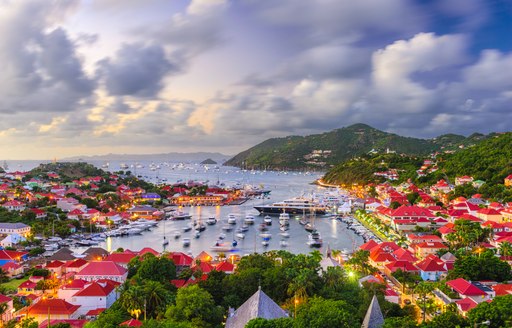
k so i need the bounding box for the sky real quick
[1,0,512,160]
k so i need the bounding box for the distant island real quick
[200,158,217,165]
[63,151,231,164]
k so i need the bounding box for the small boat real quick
[262,240,269,247]
[237,225,249,232]
[232,240,238,247]
[280,240,288,247]
[227,214,238,225]
[163,237,169,246]
[263,216,272,225]
[211,242,237,252]
[218,233,226,240]
[182,238,191,247]
[260,233,272,239]
[194,231,201,239]
[183,223,193,232]
[244,216,255,225]
[174,230,181,239]
[206,217,217,225]
[279,231,290,238]
[279,225,289,232]
[222,225,233,232]
[307,230,323,248]
[194,223,206,232]
[168,211,192,220]
[236,233,245,239]
[279,212,290,225]
[304,223,315,232]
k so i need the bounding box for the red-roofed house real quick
[192,261,214,274]
[446,278,488,304]
[215,261,235,274]
[138,247,159,257]
[384,288,399,304]
[412,242,448,259]
[455,176,474,186]
[104,252,138,268]
[384,261,419,274]
[477,208,503,223]
[2,200,26,212]
[46,260,65,277]
[58,279,89,301]
[75,261,128,283]
[408,234,443,244]
[70,281,120,316]
[393,248,418,262]
[416,256,447,281]
[1,262,23,277]
[18,280,38,295]
[64,258,89,274]
[455,297,479,316]
[491,284,512,296]
[169,252,194,270]
[0,294,14,322]
[26,299,80,323]
[359,239,379,252]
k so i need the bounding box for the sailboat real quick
[162,220,169,246]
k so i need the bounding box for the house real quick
[412,242,448,259]
[225,287,288,328]
[416,255,447,281]
[46,260,65,277]
[455,176,474,186]
[18,279,38,295]
[408,234,443,244]
[63,258,89,274]
[0,222,31,236]
[0,294,14,322]
[48,248,76,262]
[127,205,161,220]
[0,233,26,247]
[82,247,109,261]
[75,261,128,283]
[0,249,28,266]
[70,280,120,316]
[2,200,26,212]
[58,279,89,302]
[1,262,23,277]
[30,208,47,219]
[104,251,137,268]
[25,298,81,323]
[446,278,491,304]
[476,208,502,223]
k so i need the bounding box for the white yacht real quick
[254,197,328,215]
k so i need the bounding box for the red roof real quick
[393,248,417,262]
[62,279,88,289]
[414,242,448,250]
[46,260,65,268]
[385,260,419,272]
[0,294,12,303]
[169,252,194,266]
[477,208,501,215]
[73,281,117,297]
[193,261,214,273]
[19,280,37,289]
[120,319,143,327]
[491,284,512,296]
[455,297,479,312]
[370,251,396,263]
[39,319,87,328]
[138,247,159,256]
[447,278,486,296]
[416,256,447,272]
[408,234,443,242]
[76,261,127,276]
[85,308,105,316]
[105,252,137,264]
[68,209,84,215]
[391,205,434,218]
[0,250,28,261]
[215,261,235,272]
[28,299,80,315]
[360,239,379,251]
[64,258,88,269]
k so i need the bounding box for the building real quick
[361,295,384,328]
[70,280,120,316]
[2,200,26,212]
[225,287,288,328]
[0,222,31,236]
[75,261,128,283]
[25,298,80,323]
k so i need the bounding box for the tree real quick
[467,294,512,328]
[143,281,174,319]
[346,250,375,275]
[133,254,176,285]
[422,311,468,328]
[448,250,512,282]
[414,282,435,323]
[295,297,358,328]
[499,241,512,257]
[245,318,295,328]
[407,192,420,205]
[166,285,223,328]
[383,316,417,328]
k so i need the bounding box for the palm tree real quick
[414,282,434,323]
[120,285,145,319]
[143,281,172,319]
[499,241,512,257]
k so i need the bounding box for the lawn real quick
[1,278,25,292]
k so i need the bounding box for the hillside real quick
[64,152,230,163]
[322,132,512,193]
[224,123,484,169]
[30,162,106,179]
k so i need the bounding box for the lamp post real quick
[294,295,299,319]
[474,320,490,328]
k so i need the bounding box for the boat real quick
[280,240,288,247]
[244,216,255,225]
[279,231,290,238]
[182,238,191,247]
[304,222,315,232]
[258,223,268,232]
[307,230,323,248]
[254,197,328,215]
[174,230,181,239]
[236,226,249,233]
[119,163,129,169]
[261,240,269,247]
[194,231,201,239]
[263,216,272,225]
[206,217,217,225]
[211,242,237,252]
[232,240,238,247]
[218,233,226,240]
[279,212,290,225]
[227,214,238,225]
[222,225,233,232]
[168,211,192,220]
[182,223,193,232]
[279,225,289,232]
[260,233,272,239]
[236,232,245,239]
[162,237,169,246]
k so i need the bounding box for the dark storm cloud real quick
[98,43,178,97]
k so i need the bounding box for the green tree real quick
[422,311,468,328]
[448,250,512,282]
[383,316,418,328]
[133,254,176,285]
[245,317,295,328]
[467,294,512,328]
[414,282,435,323]
[166,285,224,328]
[295,297,358,328]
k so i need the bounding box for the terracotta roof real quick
[455,297,479,312]
[193,261,214,273]
[491,284,512,296]
[18,280,37,289]
[414,242,448,249]
[0,294,12,303]
[391,205,434,218]
[76,261,127,276]
[62,279,88,289]
[169,252,194,266]
[64,258,88,269]
[46,260,65,268]
[360,239,379,251]
[392,248,417,262]
[447,278,486,296]
[216,261,235,272]
[28,299,80,315]
[385,260,419,272]
[138,247,159,256]
[85,308,106,316]
[477,208,501,215]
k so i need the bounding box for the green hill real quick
[30,162,106,179]
[224,123,483,170]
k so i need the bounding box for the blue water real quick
[10,160,364,255]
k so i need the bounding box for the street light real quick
[474,320,490,328]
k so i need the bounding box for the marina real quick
[14,160,366,256]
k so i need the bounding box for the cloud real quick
[98,43,178,97]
